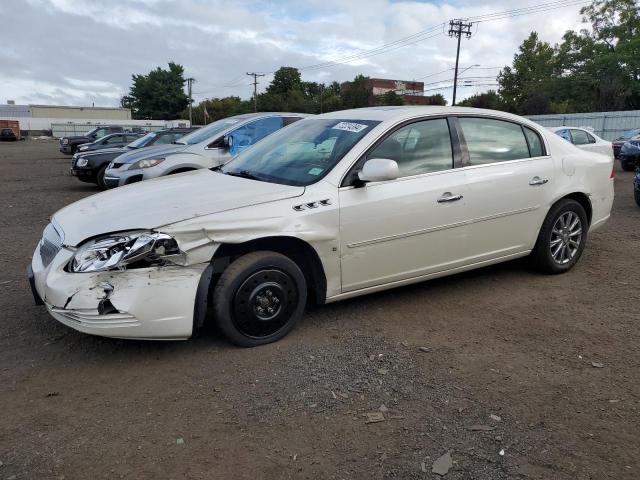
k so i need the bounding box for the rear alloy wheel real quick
[95,164,108,190]
[213,251,307,347]
[531,199,588,274]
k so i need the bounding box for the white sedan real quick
[549,126,613,159]
[29,107,614,346]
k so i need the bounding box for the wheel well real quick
[211,236,327,305]
[562,192,592,225]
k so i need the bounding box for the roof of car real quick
[229,112,313,119]
[315,106,536,124]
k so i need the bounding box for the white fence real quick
[527,110,640,141]
[0,117,190,137]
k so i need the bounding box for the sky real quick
[0,0,588,107]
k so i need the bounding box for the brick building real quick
[340,78,445,106]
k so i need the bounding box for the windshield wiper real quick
[224,170,262,181]
[172,141,186,145]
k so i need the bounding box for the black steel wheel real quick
[213,251,307,347]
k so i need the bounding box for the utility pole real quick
[246,72,265,112]
[448,19,473,106]
[186,77,195,125]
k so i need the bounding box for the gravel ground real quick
[0,139,639,479]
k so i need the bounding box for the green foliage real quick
[458,90,505,110]
[187,96,252,125]
[378,90,405,106]
[341,74,370,109]
[493,0,640,114]
[121,62,189,120]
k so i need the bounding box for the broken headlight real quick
[69,231,183,273]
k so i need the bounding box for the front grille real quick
[39,222,64,267]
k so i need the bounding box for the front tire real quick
[96,164,108,190]
[213,251,307,347]
[531,199,588,274]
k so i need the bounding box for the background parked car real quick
[550,126,613,158]
[612,128,640,159]
[71,128,197,188]
[618,136,640,171]
[103,113,307,188]
[75,132,143,153]
[0,128,17,141]
[59,125,124,154]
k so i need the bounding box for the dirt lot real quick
[0,139,638,480]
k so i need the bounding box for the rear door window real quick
[523,126,545,157]
[569,129,590,145]
[459,117,530,164]
[229,117,284,155]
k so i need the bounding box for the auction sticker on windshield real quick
[331,122,369,133]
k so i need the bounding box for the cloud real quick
[1,0,586,107]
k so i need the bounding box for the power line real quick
[191,1,588,99]
[469,0,590,23]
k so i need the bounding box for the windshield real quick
[177,117,245,145]
[221,119,380,186]
[128,132,156,148]
[618,129,640,140]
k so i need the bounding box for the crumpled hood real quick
[113,143,188,164]
[53,170,305,246]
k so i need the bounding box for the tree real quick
[458,90,504,110]
[122,62,189,120]
[378,90,405,106]
[342,74,371,108]
[498,32,556,114]
[266,67,303,96]
[186,96,251,125]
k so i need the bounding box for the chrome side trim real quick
[346,205,539,248]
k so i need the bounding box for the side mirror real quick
[358,158,399,183]
[223,135,234,150]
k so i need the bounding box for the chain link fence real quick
[527,110,640,141]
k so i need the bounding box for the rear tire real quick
[621,160,635,172]
[96,164,108,190]
[634,189,640,208]
[213,251,307,347]
[530,199,588,274]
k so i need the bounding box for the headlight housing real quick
[76,157,89,167]
[79,145,89,151]
[69,231,184,273]
[62,138,69,145]
[129,158,165,170]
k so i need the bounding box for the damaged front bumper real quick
[30,245,208,340]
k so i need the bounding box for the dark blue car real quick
[619,137,640,171]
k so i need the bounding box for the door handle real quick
[529,176,549,186]
[437,193,464,203]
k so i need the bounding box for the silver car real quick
[103,113,308,188]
